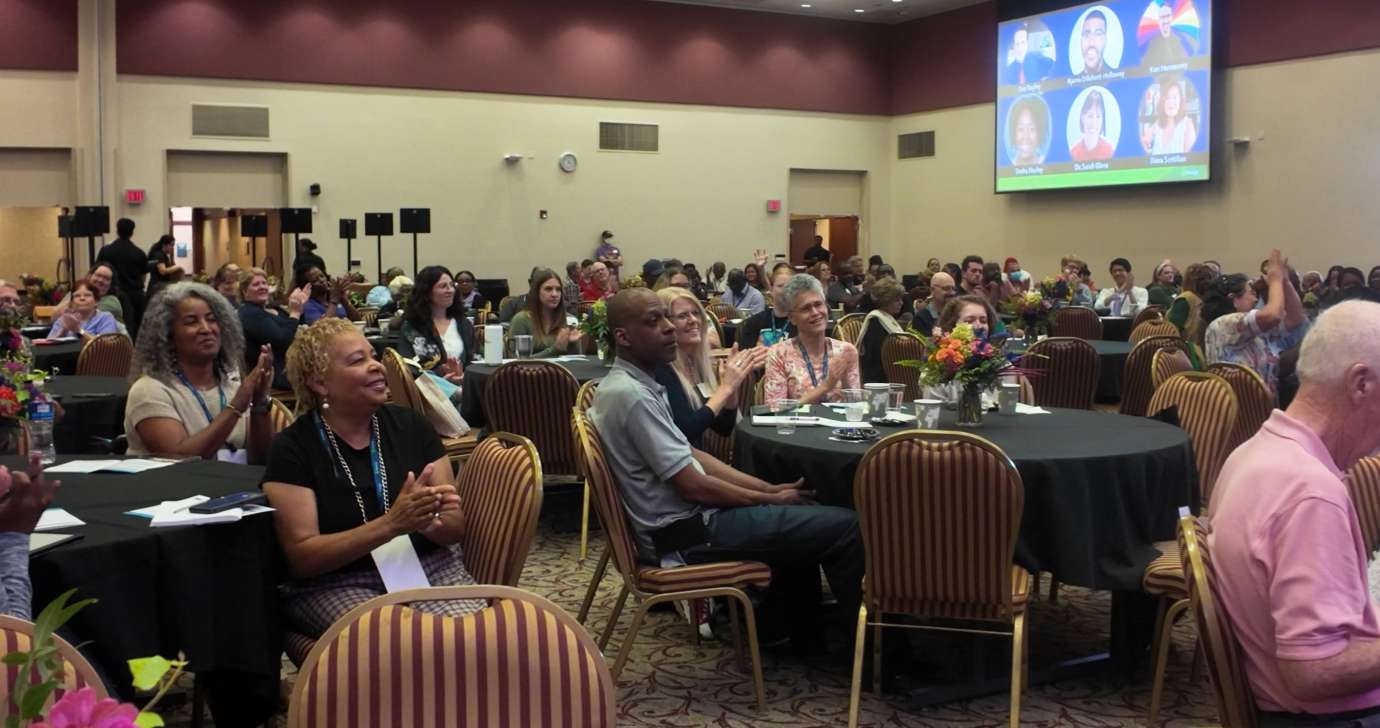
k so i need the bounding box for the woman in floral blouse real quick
[1203,250,1308,399]
[763,274,860,406]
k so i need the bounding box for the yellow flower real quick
[950,324,975,343]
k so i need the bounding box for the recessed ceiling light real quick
[854,8,865,12]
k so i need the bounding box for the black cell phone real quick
[189,491,267,514]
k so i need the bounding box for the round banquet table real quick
[1100,316,1132,342]
[459,355,610,429]
[1091,339,1130,403]
[30,339,83,374]
[45,375,128,454]
[6,455,282,726]
[733,404,1197,592]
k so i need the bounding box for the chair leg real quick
[579,480,591,562]
[847,605,869,728]
[1048,577,1060,604]
[730,590,767,713]
[1010,612,1026,728]
[1148,598,1190,726]
[599,584,630,652]
[728,596,745,671]
[577,548,611,625]
[872,620,884,695]
[609,598,653,681]
[1190,641,1204,681]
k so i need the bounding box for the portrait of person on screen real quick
[1069,7,1124,77]
[1141,78,1198,154]
[1007,97,1050,166]
[1068,88,1118,162]
[1003,22,1055,86]
[1139,0,1196,68]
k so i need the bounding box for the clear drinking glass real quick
[515,334,533,358]
[840,388,867,422]
[773,399,800,435]
[886,383,906,413]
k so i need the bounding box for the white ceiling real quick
[643,0,987,24]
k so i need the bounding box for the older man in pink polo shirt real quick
[1210,300,1380,726]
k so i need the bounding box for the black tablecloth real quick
[31,340,83,375]
[460,356,611,429]
[45,376,128,454]
[1101,316,1132,342]
[6,456,283,726]
[1091,339,1130,402]
[733,405,1196,591]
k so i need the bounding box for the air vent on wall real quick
[898,131,936,159]
[192,104,270,139]
[600,122,659,152]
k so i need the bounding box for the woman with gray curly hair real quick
[124,281,275,463]
[762,274,860,406]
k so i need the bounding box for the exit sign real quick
[124,189,145,205]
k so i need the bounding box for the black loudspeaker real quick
[240,214,268,237]
[72,206,110,237]
[279,207,313,234]
[476,279,510,308]
[339,219,357,238]
[57,215,73,239]
[365,213,394,237]
[399,208,430,234]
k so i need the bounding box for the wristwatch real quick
[250,398,270,414]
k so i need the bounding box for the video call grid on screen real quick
[995,0,1212,193]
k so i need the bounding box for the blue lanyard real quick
[796,338,830,388]
[174,371,226,426]
[314,413,388,514]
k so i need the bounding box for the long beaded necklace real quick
[319,414,389,525]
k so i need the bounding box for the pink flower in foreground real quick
[30,687,139,728]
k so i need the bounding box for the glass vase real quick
[956,383,985,428]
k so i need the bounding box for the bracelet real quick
[250,399,270,414]
[226,401,248,417]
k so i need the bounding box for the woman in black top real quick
[237,268,310,388]
[261,318,483,637]
[145,234,182,301]
[738,263,795,349]
[857,277,907,384]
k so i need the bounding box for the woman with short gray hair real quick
[125,282,275,463]
[763,274,860,406]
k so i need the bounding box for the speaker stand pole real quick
[376,235,383,282]
[249,236,260,268]
[64,236,77,286]
[344,236,354,277]
[86,236,98,268]
[411,233,419,278]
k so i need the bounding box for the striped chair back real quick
[270,397,295,433]
[708,316,726,350]
[75,333,133,377]
[833,313,866,345]
[1149,372,1238,506]
[1119,335,1183,417]
[1051,306,1102,340]
[881,333,925,402]
[735,369,760,417]
[575,379,600,415]
[486,362,581,479]
[702,428,735,466]
[456,433,543,586]
[575,301,596,321]
[381,348,423,411]
[1020,337,1099,410]
[707,302,738,321]
[0,615,107,711]
[854,430,1025,621]
[571,410,641,586]
[473,309,490,327]
[288,585,616,728]
[498,296,516,315]
[1132,305,1167,329]
[357,307,379,327]
[1129,319,1180,347]
[31,305,56,323]
[1207,362,1274,449]
[1151,347,1194,389]
[1346,456,1380,554]
[1178,516,1258,728]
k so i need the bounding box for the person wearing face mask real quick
[1203,250,1308,400]
[1095,258,1149,317]
[762,275,860,406]
[238,268,311,389]
[508,268,583,358]
[721,268,765,317]
[45,281,119,340]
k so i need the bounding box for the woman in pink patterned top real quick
[763,274,860,406]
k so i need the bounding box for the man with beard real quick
[1077,10,1111,76]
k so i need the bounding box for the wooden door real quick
[828,216,858,262]
[789,219,817,266]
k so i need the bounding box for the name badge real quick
[216,448,248,465]
[371,535,431,593]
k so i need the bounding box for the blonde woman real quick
[262,318,483,639]
[655,287,761,448]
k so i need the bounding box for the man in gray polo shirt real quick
[590,288,862,645]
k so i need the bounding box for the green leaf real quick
[0,653,29,666]
[128,656,173,691]
[134,711,166,728]
[18,682,55,718]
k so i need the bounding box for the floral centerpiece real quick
[0,310,51,454]
[620,275,645,290]
[19,276,66,308]
[900,323,1028,427]
[1001,290,1053,337]
[580,298,612,364]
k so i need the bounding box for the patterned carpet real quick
[166,496,1223,726]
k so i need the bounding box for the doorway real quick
[166,151,290,278]
[789,216,859,266]
[786,169,865,267]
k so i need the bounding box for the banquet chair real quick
[1142,371,1238,725]
[708,301,738,321]
[1119,335,1184,417]
[833,313,866,345]
[1129,319,1180,347]
[571,410,768,711]
[0,614,107,712]
[357,307,379,327]
[575,379,601,562]
[1346,456,1380,553]
[380,348,477,466]
[1051,306,1102,340]
[269,397,295,434]
[1206,362,1274,450]
[848,430,1029,728]
[1020,337,1099,409]
[75,333,133,377]
[1151,347,1195,389]
[881,333,925,401]
[31,305,56,323]
[1178,516,1258,728]
[708,316,727,350]
[498,295,515,315]
[287,585,616,728]
[485,361,582,486]
[1132,305,1167,329]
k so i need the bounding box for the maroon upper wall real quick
[115,0,893,115]
[891,0,1380,115]
[0,0,77,72]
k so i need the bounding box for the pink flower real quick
[31,687,139,728]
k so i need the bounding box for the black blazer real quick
[397,317,476,373]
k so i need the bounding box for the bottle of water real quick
[27,399,56,465]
